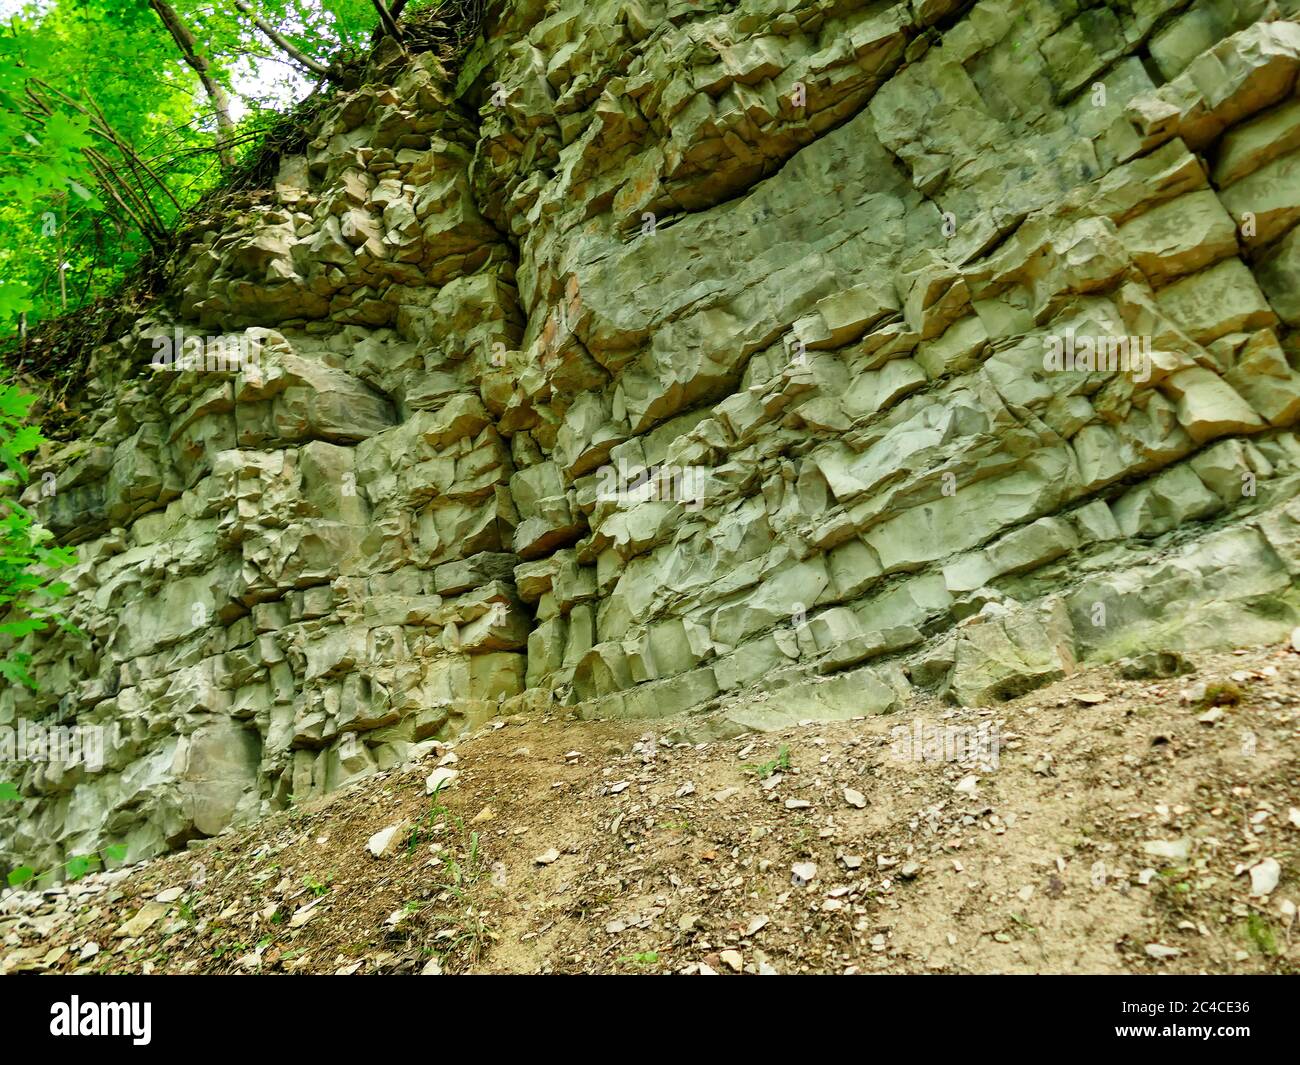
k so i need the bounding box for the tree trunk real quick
[148,0,236,168]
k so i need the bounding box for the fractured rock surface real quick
[6,0,1300,873]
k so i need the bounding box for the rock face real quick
[6,0,1300,873]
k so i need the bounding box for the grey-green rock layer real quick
[6,0,1300,873]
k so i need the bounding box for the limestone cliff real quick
[6,0,1300,874]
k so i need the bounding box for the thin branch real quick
[371,0,406,42]
[230,0,341,81]
[81,153,158,245]
[81,90,183,214]
[85,147,168,239]
[370,0,409,41]
[29,79,183,215]
[23,83,172,239]
[19,91,153,236]
[87,153,165,240]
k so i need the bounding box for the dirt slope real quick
[3,643,1298,975]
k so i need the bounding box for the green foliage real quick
[744,745,792,780]
[0,0,183,327]
[0,0,394,341]
[5,841,128,888]
[1245,913,1278,956]
[617,951,660,966]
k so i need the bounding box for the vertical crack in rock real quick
[6,0,1300,876]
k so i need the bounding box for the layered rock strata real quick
[6,0,1300,871]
